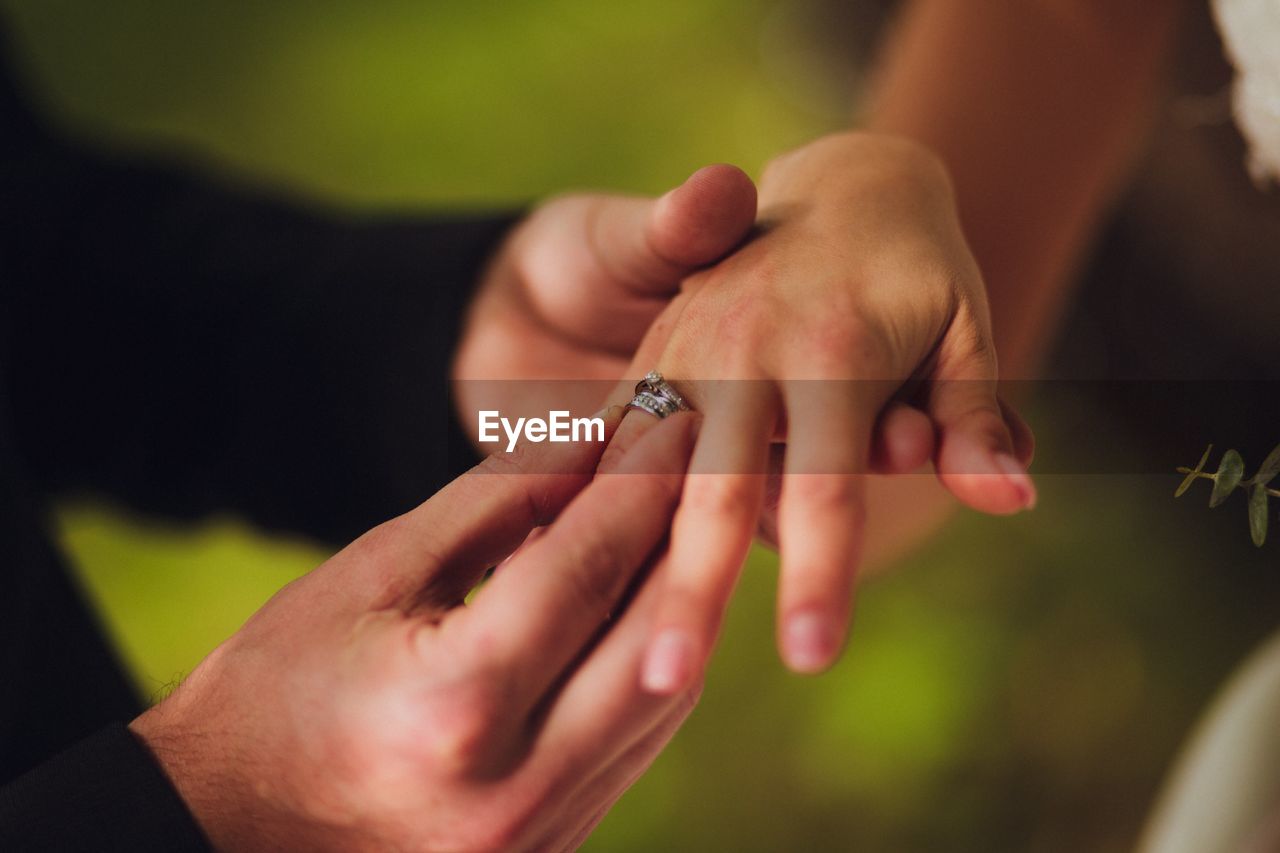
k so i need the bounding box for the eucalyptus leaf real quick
[1256,443,1280,488]
[1174,470,1200,498]
[1249,484,1269,547]
[1210,449,1245,507]
[1175,444,1215,498]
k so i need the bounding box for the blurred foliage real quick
[55,506,325,701]
[1176,443,1280,547]
[1,0,834,205]
[5,1,1279,850]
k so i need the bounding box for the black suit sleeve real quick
[0,724,210,852]
[1,45,519,546]
[0,24,520,851]
[4,169,516,545]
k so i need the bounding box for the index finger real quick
[455,411,700,712]
[347,407,623,611]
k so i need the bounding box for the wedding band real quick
[625,371,692,420]
[641,370,690,411]
[627,389,678,419]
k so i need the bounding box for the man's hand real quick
[130,410,701,852]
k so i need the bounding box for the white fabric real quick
[1212,0,1280,184]
[1138,629,1280,853]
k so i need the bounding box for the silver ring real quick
[625,371,692,420]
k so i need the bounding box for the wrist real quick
[128,675,287,852]
[129,706,237,850]
[758,131,952,212]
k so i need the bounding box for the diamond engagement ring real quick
[625,371,692,419]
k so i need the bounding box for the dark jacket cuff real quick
[0,722,209,852]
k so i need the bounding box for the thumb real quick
[515,164,757,354]
[587,163,758,297]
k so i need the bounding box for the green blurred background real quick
[4,2,1278,850]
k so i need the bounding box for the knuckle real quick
[421,681,504,773]
[350,515,405,557]
[322,737,390,813]
[711,287,765,334]
[477,454,551,526]
[683,282,768,348]
[786,473,864,511]
[683,475,757,520]
[345,518,420,604]
[806,327,858,370]
[949,405,1011,446]
[639,469,686,506]
[949,300,996,363]
[560,534,630,614]
[963,325,997,369]
[425,719,490,774]
[801,311,892,376]
[596,432,639,474]
[480,442,532,477]
[658,583,729,641]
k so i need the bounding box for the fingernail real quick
[642,630,695,694]
[993,452,1037,510]
[783,611,835,674]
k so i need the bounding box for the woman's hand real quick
[131,410,702,852]
[454,132,1033,692]
[606,132,1035,693]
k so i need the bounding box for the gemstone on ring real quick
[625,371,692,419]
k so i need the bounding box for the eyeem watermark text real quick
[478,410,605,452]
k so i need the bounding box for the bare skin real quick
[128,3,1186,847]
[455,134,1036,691]
[132,412,704,852]
[455,0,1181,693]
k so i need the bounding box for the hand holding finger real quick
[452,411,700,716]
[517,164,757,352]
[339,407,622,612]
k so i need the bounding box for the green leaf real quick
[1210,449,1245,507]
[1249,484,1269,547]
[1195,443,1214,472]
[1175,444,1213,498]
[1255,443,1280,488]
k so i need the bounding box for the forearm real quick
[866,0,1182,376]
